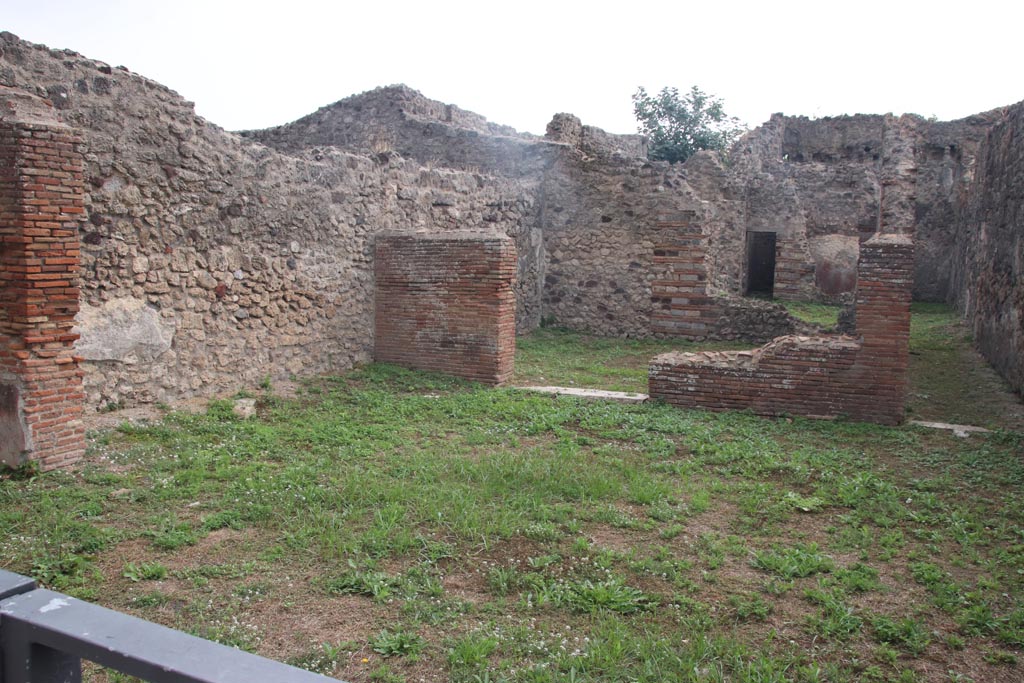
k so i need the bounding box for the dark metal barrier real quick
[0,569,340,683]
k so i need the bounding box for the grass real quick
[907,303,1024,428]
[1,305,1023,683]
[783,301,843,328]
[513,327,746,393]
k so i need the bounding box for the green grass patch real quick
[2,309,1023,683]
[782,301,842,328]
[513,327,745,393]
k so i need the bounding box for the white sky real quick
[4,1,1022,136]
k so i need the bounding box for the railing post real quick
[1,638,81,683]
[0,571,78,683]
[1,583,343,683]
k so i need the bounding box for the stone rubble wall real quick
[242,84,554,178]
[724,111,1003,304]
[0,33,537,409]
[537,150,709,338]
[2,30,1019,411]
[913,113,1003,301]
[718,114,882,302]
[0,87,86,469]
[951,102,1024,395]
[545,113,648,159]
[374,232,516,385]
[650,234,914,425]
[712,295,820,342]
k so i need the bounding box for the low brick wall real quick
[650,234,912,425]
[0,88,86,469]
[374,231,516,384]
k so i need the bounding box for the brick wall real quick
[0,87,86,469]
[650,234,913,425]
[374,232,516,384]
[650,215,715,339]
[773,235,816,300]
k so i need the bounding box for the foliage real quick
[372,629,424,657]
[122,561,168,582]
[633,85,743,163]
[752,543,834,579]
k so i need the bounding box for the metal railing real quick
[0,569,340,683]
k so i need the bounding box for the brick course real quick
[374,232,516,385]
[650,234,913,425]
[0,88,86,469]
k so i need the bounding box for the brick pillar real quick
[0,87,86,470]
[848,233,913,424]
[374,231,517,385]
[650,212,713,339]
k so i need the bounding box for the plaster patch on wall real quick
[810,235,859,297]
[75,299,175,364]
[0,383,28,467]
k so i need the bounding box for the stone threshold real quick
[514,386,649,403]
[909,420,992,437]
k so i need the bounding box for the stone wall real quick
[374,232,516,385]
[951,102,1024,395]
[725,111,1004,304]
[242,85,555,179]
[0,33,538,409]
[2,30,1020,414]
[717,114,882,302]
[913,112,1003,301]
[650,234,913,425]
[0,87,86,469]
[537,146,712,338]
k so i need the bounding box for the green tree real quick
[632,85,743,163]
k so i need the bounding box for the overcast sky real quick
[5,1,1022,136]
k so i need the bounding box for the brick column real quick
[374,231,516,385]
[650,212,714,339]
[843,233,914,424]
[0,87,86,470]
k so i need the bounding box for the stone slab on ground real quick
[515,386,649,403]
[909,420,992,437]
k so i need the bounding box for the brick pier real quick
[374,231,516,384]
[0,87,86,469]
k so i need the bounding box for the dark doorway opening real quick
[746,232,777,297]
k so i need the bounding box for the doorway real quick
[746,232,777,297]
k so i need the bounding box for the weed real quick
[871,614,932,655]
[807,591,862,640]
[753,543,834,579]
[448,632,499,668]
[122,561,168,582]
[832,563,882,593]
[983,649,1017,666]
[372,629,424,657]
[784,491,825,513]
[368,663,406,683]
[286,641,356,674]
[2,313,1022,682]
[658,523,685,540]
[32,553,99,592]
[486,566,521,596]
[323,568,398,601]
[145,519,198,551]
[131,591,169,608]
[729,593,773,622]
[783,302,841,328]
[562,577,655,614]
